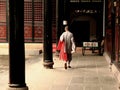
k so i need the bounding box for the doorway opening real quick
[71,21,90,47]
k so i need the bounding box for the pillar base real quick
[7,86,28,90]
[43,61,54,69]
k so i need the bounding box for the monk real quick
[57,26,76,69]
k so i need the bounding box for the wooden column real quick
[43,0,54,69]
[56,0,64,45]
[63,0,70,27]
[115,0,119,62]
[111,0,116,63]
[7,0,28,90]
[32,0,35,42]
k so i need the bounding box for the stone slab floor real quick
[0,50,119,90]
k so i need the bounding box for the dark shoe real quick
[68,66,71,68]
[64,63,67,69]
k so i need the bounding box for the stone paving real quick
[0,47,119,90]
[26,52,119,90]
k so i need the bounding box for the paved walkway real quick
[0,48,119,90]
[26,51,119,90]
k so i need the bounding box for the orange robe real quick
[57,40,67,61]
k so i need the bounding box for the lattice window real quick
[24,1,32,21]
[52,0,56,25]
[34,2,43,21]
[24,0,43,22]
[0,0,6,22]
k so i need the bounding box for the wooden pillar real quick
[32,0,35,42]
[115,25,119,62]
[111,0,116,63]
[56,0,64,45]
[55,0,64,56]
[43,0,54,69]
[63,0,70,27]
[114,0,119,62]
[7,0,28,90]
[56,0,70,37]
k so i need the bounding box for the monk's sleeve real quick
[71,36,76,52]
[60,33,64,42]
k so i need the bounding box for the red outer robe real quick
[57,40,67,61]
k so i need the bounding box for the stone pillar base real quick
[7,86,28,90]
[43,61,54,69]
